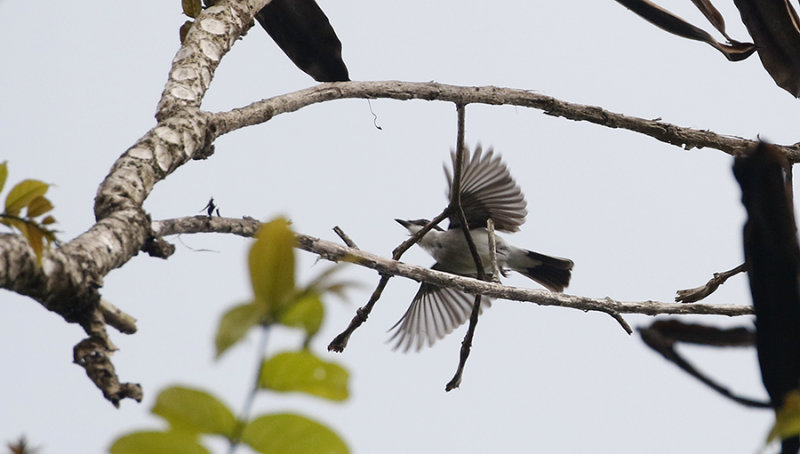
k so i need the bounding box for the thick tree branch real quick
[152,215,754,319]
[0,0,267,406]
[209,81,800,162]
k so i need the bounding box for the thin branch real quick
[486,219,501,282]
[209,81,800,163]
[675,263,747,303]
[152,215,754,318]
[228,325,270,454]
[446,104,484,392]
[332,226,358,249]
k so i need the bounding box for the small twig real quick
[486,219,501,283]
[446,294,482,391]
[228,325,271,454]
[98,299,138,334]
[333,226,358,249]
[606,310,633,335]
[675,263,747,303]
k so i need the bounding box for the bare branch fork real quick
[151,215,754,319]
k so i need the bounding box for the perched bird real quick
[390,146,574,352]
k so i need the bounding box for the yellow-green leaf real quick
[249,218,296,318]
[259,351,349,401]
[41,215,56,225]
[110,431,210,454]
[279,293,324,338]
[22,223,45,263]
[768,390,800,443]
[5,179,49,216]
[242,413,349,454]
[215,302,264,358]
[0,162,8,194]
[152,386,237,437]
[182,0,202,18]
[26,195,53,218]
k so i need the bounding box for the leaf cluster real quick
[0,162,57,263]
[111,217,353,454]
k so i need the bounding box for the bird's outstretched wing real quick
[388,264,492,352]
[255,0,349,82]
[445,145,527,232]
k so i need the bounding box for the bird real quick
[389,145,574,352]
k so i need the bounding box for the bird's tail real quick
[507,249,574,292]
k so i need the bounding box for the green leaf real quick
[5,179,49,216]
[0,161,8,194]
[182,0,202,18]
[109,431,210,454]
[249,218,296,318]
[279,293,324,339]
[22,223,45,264]
[26,195,53,218]
[215,302,264,358]
[152,386,237,437]
[768,390,800,443]
[242,413,349,454]
[259,351,349,401]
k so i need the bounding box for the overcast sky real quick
[2,1,799,453]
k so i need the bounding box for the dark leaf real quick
[182,0,202,18]
[180,20,193,44]
[255,0,349,82]
[734,142,800,411]
[733,0,800,97]
[690,0,731,39]
[615,0,756,61]
[639,319,769,408]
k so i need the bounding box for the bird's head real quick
[395,218,443,235]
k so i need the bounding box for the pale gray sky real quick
[1,1,798,453]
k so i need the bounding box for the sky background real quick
[2,0,800,453]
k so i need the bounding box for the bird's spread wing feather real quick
[445,145,527,232]
[388,266,492,352]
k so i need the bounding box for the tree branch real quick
[152,215,754,319]
[209,81,800,162]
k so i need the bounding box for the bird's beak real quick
[395,219,411,228]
